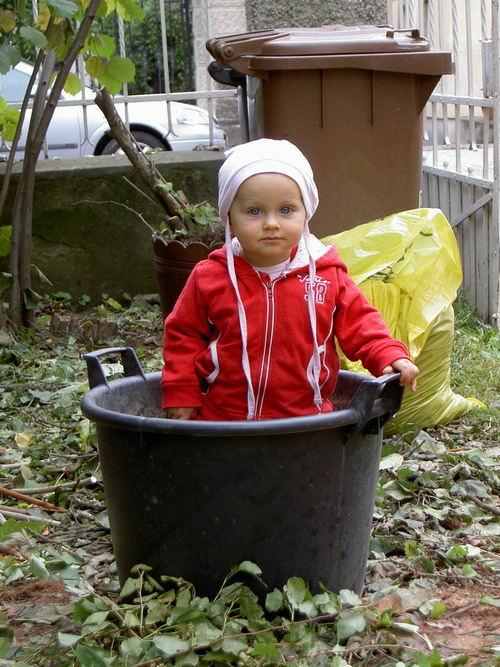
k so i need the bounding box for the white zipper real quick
[254,276,279,419]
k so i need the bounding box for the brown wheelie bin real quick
[207,25,453,236]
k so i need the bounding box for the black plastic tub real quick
[81,347,403,597]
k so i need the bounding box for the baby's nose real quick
[263,214,280,228]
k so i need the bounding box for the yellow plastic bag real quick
[323,208,480,432]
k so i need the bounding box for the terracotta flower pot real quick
[153,235,223,320]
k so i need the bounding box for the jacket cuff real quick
[161,384,202,410]
[369,345,412,377]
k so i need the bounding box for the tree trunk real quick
[0,48,45,222]
[7,0,102,326]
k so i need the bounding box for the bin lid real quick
[207,25,454,77]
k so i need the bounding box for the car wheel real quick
[101,130,168,155]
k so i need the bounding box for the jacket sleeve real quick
[333,268,411,377]
[161,267,212,409]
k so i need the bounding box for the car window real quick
[0,68,31,103]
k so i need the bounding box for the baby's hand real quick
[383,359,419,392]
[165,407,197,420]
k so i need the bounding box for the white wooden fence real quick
[388,0,500,325]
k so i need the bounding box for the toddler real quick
[161,139,418,420]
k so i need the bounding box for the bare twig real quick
[0,508,61,526]
[73,199,155,232]
[465,493,500,515]
[4,476,98,496]
[0,485,67,512]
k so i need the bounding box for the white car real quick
[0,61,228,160]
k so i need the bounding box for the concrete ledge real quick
[1,151,224,301]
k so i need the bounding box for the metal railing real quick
[387,0,499,324]
[389,0,497,182]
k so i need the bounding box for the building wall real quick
[246,0,386,31]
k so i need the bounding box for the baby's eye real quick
[248,207,261,215]
[280,206,292,214]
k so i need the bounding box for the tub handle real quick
[83,347,146,389]
[343,372,402,440]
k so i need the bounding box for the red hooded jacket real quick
[161,236,410,420]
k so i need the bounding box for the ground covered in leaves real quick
[0,296,498,666]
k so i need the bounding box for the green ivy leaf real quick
[192,620,222,645]
[153,634,190,658]
[88,33,116,58]
[431,601,447,619]
[57,632,82,648]
[103,55,135,89]
[19,26,48,48]
[23,287,42,309]
[265,588,283,613]
[445,545,467,562]
[0,624,13,659]
[0,10,16,32]
[330,658,352,667]
[232,560,262,577]
[336,610,366,641]
[239,588,264,620]
[83,610,112,632]
[461,563,478,578]
[0,226,11,257]
[64,72,82,96]
[219,636,248,656]
[0,45,21,74]
[339,589,362,608]
[75,643,113,666]
[48,0,80,17]
[116,0,145,22]
[250,639,280,659]
[30,263,53,285]
[85,55,105,80]
[379,452,404,470]
[479,595,500,608]
[283,577,308,607]
[119,636,148,660]
[98,72,121,95]
[313,591,340,615]
[175,652,200,666]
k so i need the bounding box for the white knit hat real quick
[218,139,322,419]
[218,138,319,223]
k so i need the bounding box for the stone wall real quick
[246,0,386,30]
[0,151,223,302]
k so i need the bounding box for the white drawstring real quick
[225,223,256,420]
[303,224,323,409]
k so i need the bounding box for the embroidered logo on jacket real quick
[298,275,331,304]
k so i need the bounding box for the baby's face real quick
[228,173,306,267]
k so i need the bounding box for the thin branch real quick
[122,175,159,207]
[0,485,67,512]
[4,476,99,496]
[0,47,46,221]
[0,507,61,526]
[73,199,155,232]
[465,493,500,515]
